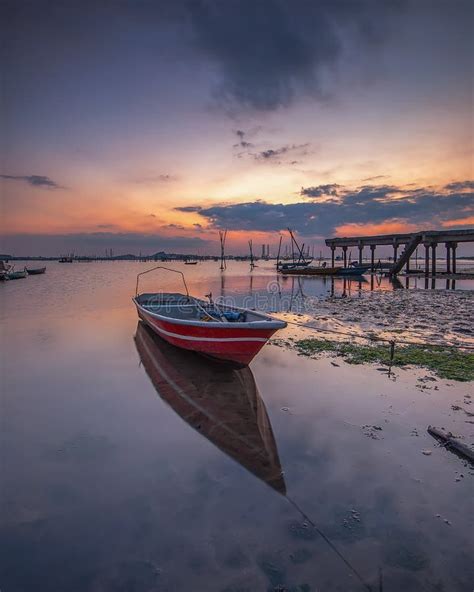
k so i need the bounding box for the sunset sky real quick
[1,0,473,256]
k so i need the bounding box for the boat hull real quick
[280,266,339,276]
[280,265,370,276]
[134,299,284,366]
[336,265,371,276]
[25,267,46,275]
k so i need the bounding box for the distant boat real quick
[59,256,73,263]
[133,266,286,366]
[336,264,371,276]
[277,260,313,271]
[280,265,338,276]
[1,269,28,281]
[134,321,286,494]
[280,264,370,277]
[184,259,198,265]
[25,266,46,275]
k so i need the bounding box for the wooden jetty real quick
[325,229,474,276]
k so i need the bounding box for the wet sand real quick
[274,285,474,349]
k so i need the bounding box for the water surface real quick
[1,262,473,591]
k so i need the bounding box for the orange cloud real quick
[441,216,474,228]
[335,221,421,237]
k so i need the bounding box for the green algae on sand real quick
[294,339,474,382]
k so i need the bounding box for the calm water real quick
[1,262,473,592]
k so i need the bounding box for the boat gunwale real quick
[133,295,287,331]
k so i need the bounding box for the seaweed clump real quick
[295,339,474,382]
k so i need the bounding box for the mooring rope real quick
[286,496,375,592]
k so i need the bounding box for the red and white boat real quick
[132,267,287,366]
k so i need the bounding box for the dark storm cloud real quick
[1,0,407,122]
[0,174,60,188]
[187,0,402,111]
[175,183,473,236]
[300,184,341,198]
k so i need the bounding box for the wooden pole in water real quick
[343,246,348,268]
[424,243,430,276]
[287,228,306,263]
[446,243,451,274]
[219,229,227,270]
[248,240,255,269]
[276,235,282,269]
[370,245,375,272]
[331,246,335,268]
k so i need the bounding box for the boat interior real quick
[136,293,267,323]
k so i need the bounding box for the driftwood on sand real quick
[427,426,474,462]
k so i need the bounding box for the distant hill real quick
[111,254,138,260]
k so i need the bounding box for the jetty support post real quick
[431,242,437,276]
[370,245,376,272]
[358,241,363,265]
[424,243,430,276]
[406,251,410,273]
[331,246,335,268]
[445,243,451,274]
[393,241,398,263]
[343,246,348,268]
[452,242,457,274]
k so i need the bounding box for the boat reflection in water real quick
[134,321,286,494]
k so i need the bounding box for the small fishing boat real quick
[1,269,28,281]
[335,264,371,276]
[133,266,287,366]
[59,256,73,263]
[184,259,198,265]
[135,321,286,493]
[25,266,46,275]
[277,260,313,271]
